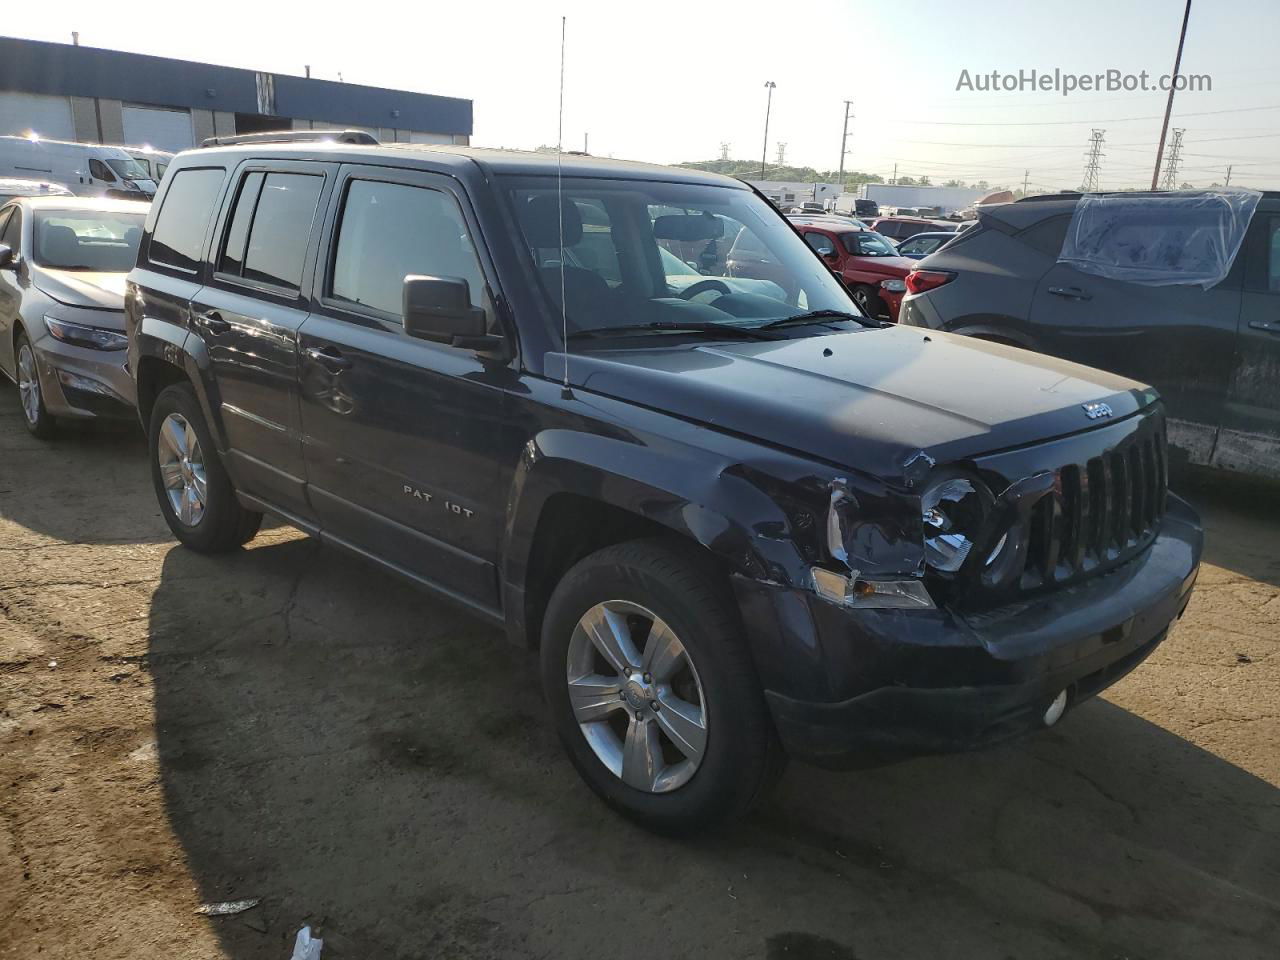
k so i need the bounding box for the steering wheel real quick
[679,278,732,301]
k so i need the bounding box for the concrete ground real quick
[1,388,1277,960]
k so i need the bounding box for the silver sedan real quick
[0,196,148,438]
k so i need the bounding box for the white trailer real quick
[858,184,985,215]
[0,136,156,199]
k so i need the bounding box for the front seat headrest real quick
[520,194,583,248]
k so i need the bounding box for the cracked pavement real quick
[0,392,1277,959]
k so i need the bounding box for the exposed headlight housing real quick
[921,473,1007,575]
[879,278,907,292]
[811,567,934,609]
[44,315,128,351]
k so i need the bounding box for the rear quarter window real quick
[1016,215,1072,258]
[148,167,226,272]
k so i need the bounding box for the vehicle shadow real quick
[0,393,287,546]
[148,537,1280,960]
[1172,466,1280,588]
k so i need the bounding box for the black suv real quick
[899,192,1280,481]
[127,136,1202,831]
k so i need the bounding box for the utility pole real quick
[719,142,730,161]
[71,31,80,46]
[1022,169,1030,195]
[775,142,787,165]
[1160,128,1185,189]
[891,162,897,185]
[584,132,589,153]
[760,81,776,181]
[1152,0,1193,190]
[1082,129,1106,192]
[838,100,853,187]
[1224,164,1233,186]
[304,64,311,78]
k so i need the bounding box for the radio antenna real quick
[557,15,571,400]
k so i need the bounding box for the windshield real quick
[106,157,150,181]
[842,231,899,257]
[34,210,146,271]
[506,176,857,338]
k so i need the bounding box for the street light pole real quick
[761,81,776,181]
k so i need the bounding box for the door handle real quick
[1047,286,1092,301]
[304,345,353,372]
[1248,320,1280,334]
[197,310,230,334]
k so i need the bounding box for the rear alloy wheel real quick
[156,413,208,527]
[542,540,785,832]
[149,383,261,552]
[15,333,55,439]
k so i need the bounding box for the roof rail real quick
[199,129,379,148]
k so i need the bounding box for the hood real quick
[551,325,1158,484]
[846,255,914,278]
[32,268,128,314]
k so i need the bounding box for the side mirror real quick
[402,275,500,352]
[0,244,13,268]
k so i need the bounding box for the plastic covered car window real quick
[1058,189,1262,288]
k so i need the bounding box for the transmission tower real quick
[1160,128,1185,190]
[775,142,787,165]
[719,142,730,161]
[1082,129,1106,192]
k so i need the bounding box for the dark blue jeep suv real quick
[126,133,1202,831]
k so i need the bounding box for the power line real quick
[879,102,1280,128]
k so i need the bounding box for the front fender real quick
[503,427,808,593]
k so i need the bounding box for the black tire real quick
[148,382,261,553]
[14,330,56,440]
[852,285,886,319]
[540,539,785,832]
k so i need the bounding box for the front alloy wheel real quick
[541,540,785,832]
[15,334,55,438]
[567,600,707,793]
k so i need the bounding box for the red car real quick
[778,216,916,320]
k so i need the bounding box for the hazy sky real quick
[12,0,1280,190]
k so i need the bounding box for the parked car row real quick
[2,134,1205,833]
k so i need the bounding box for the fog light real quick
[1043,689,1068,727]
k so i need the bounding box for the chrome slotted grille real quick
[1019,426,1168,591]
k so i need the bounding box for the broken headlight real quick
[920,473,1006,575]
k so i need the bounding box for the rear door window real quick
[149,168,226,272]
[241,173,324,289]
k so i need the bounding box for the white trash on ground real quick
[195,898,262,916]
[289,925,324,960]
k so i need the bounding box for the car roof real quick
[177,142,748,189]
[0,177,71,192]
[13,196,150,212]
[874,216,946,225]
[787,215,865,233]
[985,189,1280,230]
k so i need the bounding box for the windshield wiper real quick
[758,309,879,331]
[568,321,784,341]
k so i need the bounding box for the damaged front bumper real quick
[733,494,1202,767]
